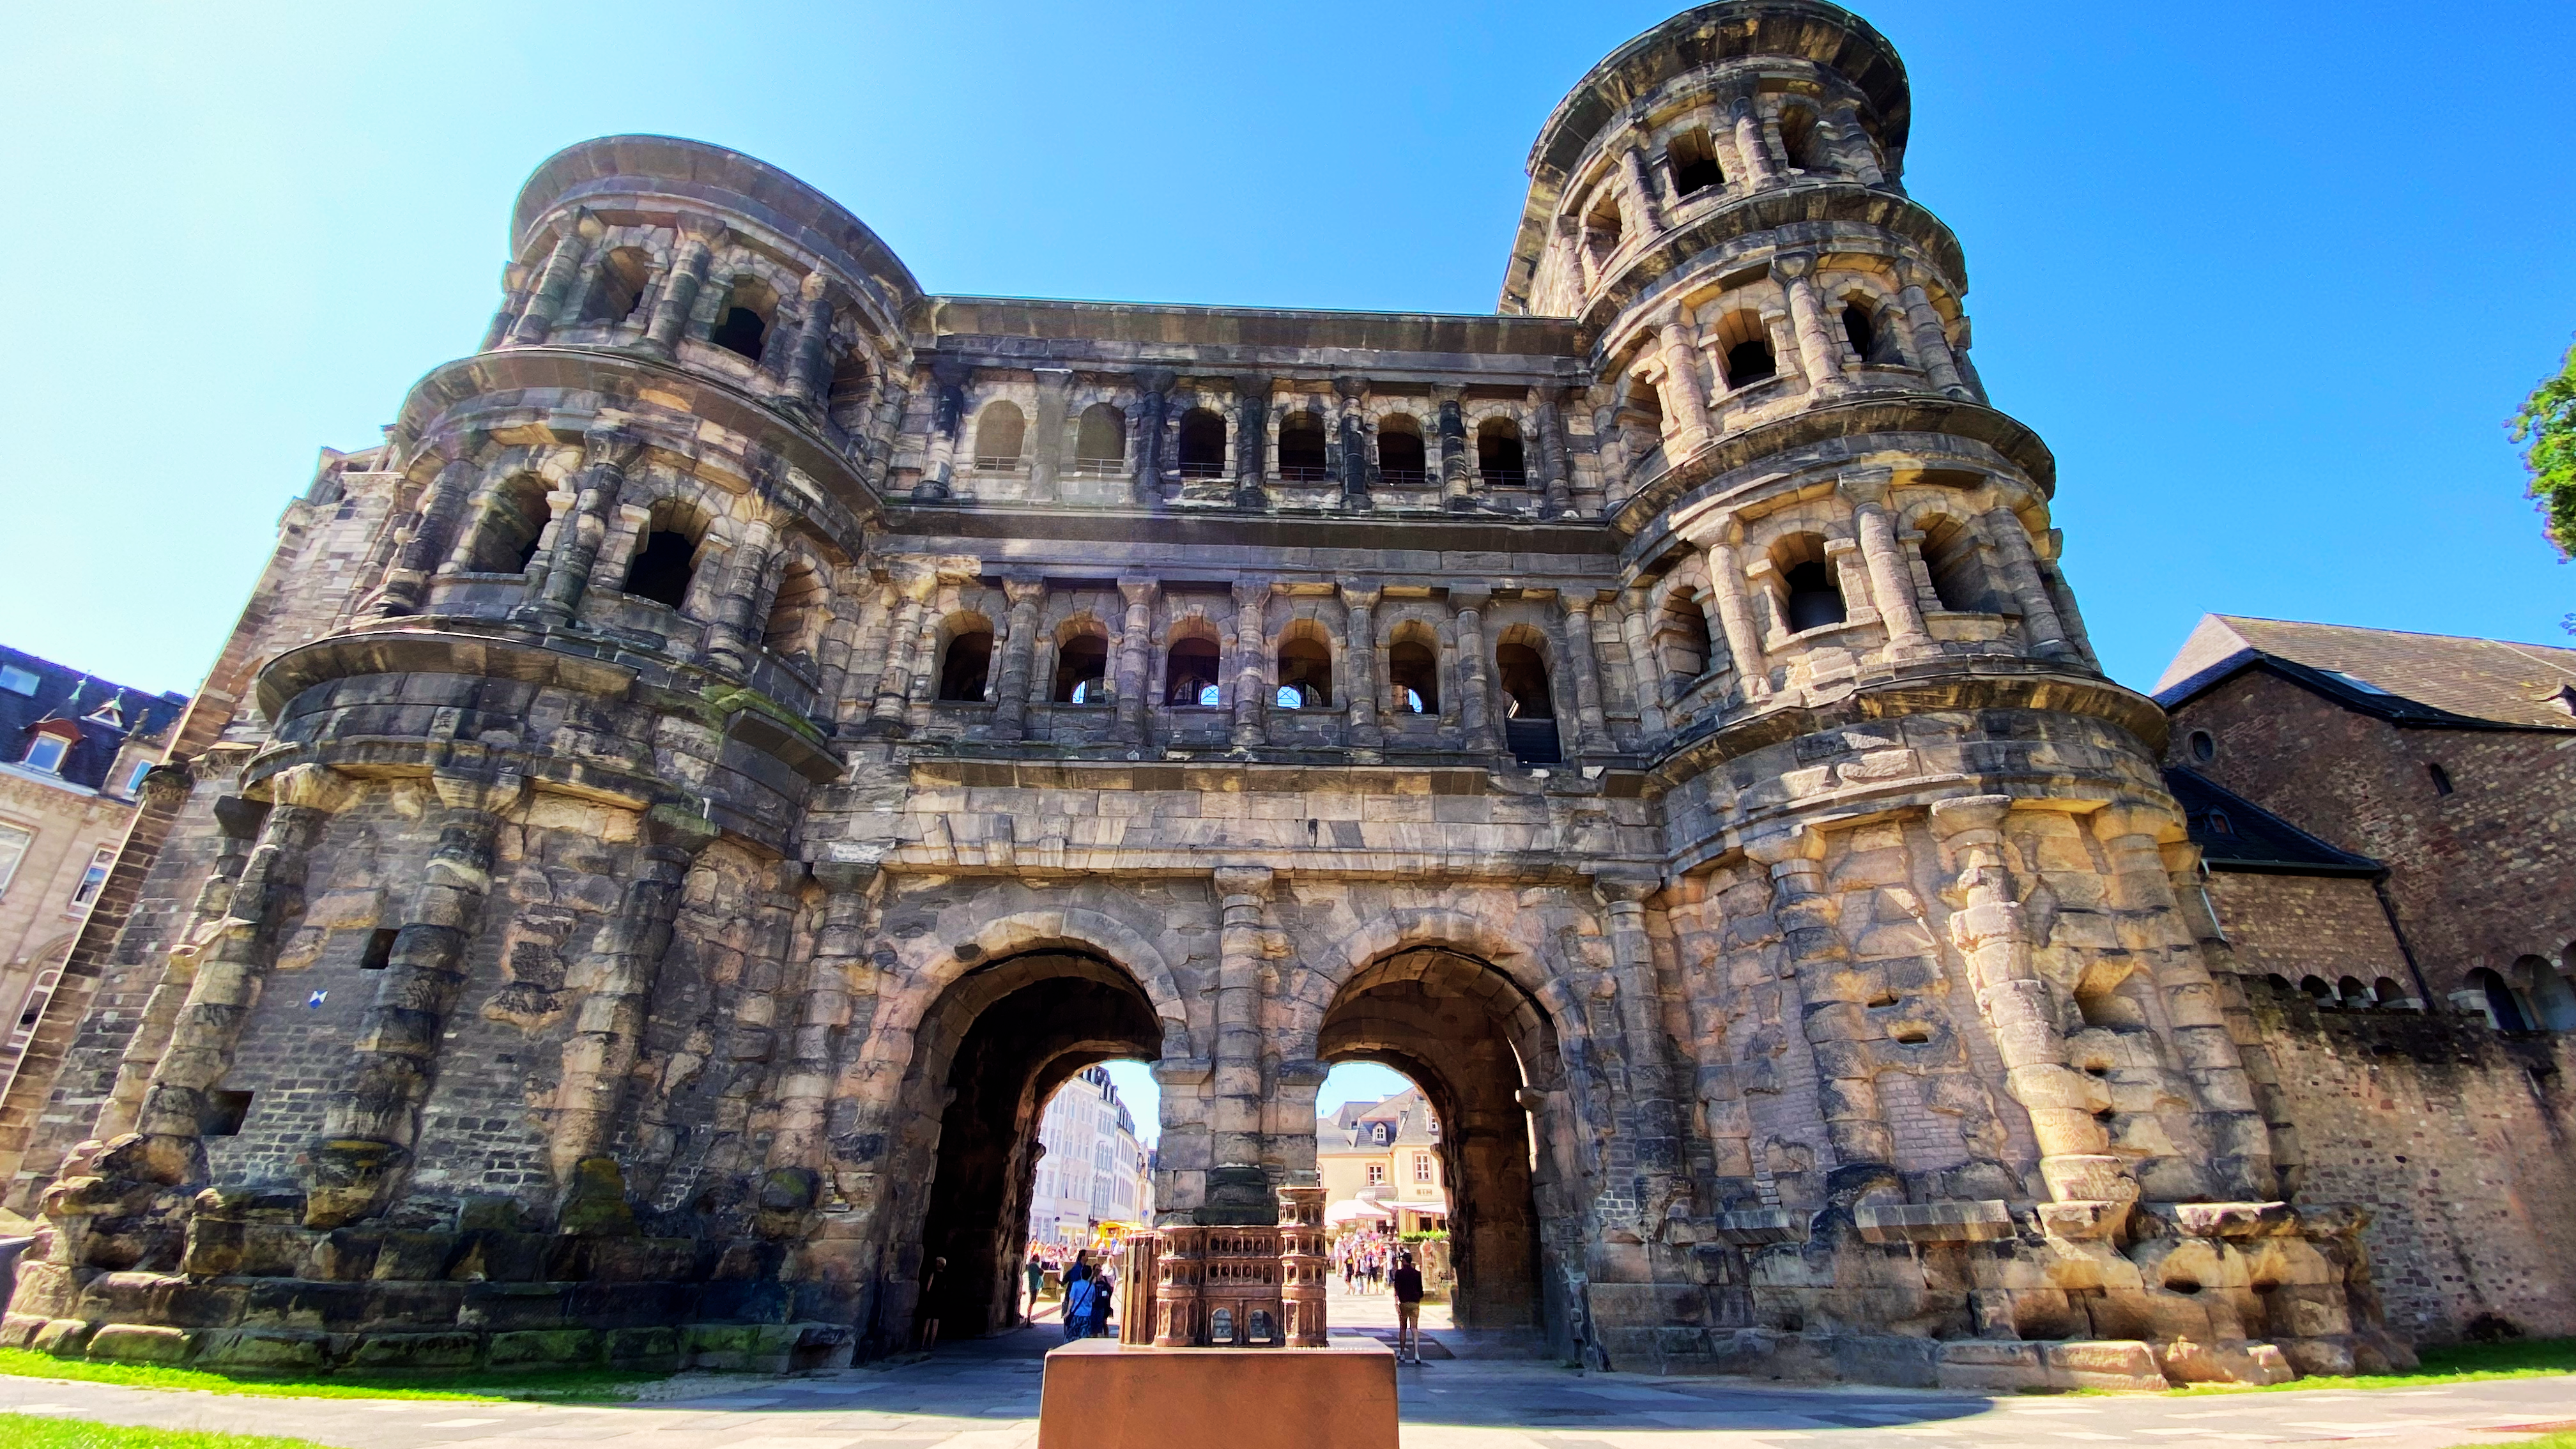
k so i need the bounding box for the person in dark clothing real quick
[1388,1250,1425,1363]
[1088,1269,1116,1337]
[1062,1267,1098,1340]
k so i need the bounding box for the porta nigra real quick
[6,0,2567,1392]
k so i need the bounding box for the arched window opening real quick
[1583,188,1624,261]
[1658,592,1713,680]
[1841,302,1878,363]
[973,401,1027,468]
[2337,976,2370,1008]
[825,354,873,436]
[622,499,709,611]
[2469,967,2531,1032]
[1277,411,1330,482]
[2299,975,2334,1004]
[583,247,652,323]
[1669,128,1724,195]
[1713,310,1776,390]
[1840,295,1904,365]
[764,557,828,657]
[1920,516,1997,613]
[938,627,993,702]
[2519,956,2576,1031]
[1377,415,1427,484]
[1176,408,1227,479]
[1496,638,1560,765]
[1054,632,1110,703]
[1476,418,1526,486]
[1777,107,1821,172]
[1774,535,1845,632]
[2372,977,2410,1008]
[1275,631,1332,709]
[710,277,776,362]
[1074,403,1126,475]
[1388,633,1439,714]
[466,475,552,575]
[1165,634,1222,706]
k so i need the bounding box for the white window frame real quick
[69,844,114,910]
[0,666,36,695]
[24,735,68,774]
[0,822,32,898]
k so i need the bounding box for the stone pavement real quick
[2,1288,2572,1449]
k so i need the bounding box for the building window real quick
[2187,730,2216,763]
[0,822,31,897]
[1413,1154,1433,1183]
[2426,762,2455,797]
[1366,1163,1385,1185]
[69,845,115,909]
[121,760,153,795]
[24,735,68,774]
[0,666,36,695]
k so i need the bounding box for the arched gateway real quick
[0,0,2421,1393]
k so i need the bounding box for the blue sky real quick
[1099,1059,1408,1149]
[4,2,2570,698]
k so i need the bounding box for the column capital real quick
[810,859,879,894]
[1333,374,1369,401]
[1591,867,1662,907]
[1230,576,1271,608]
[1927,793,2014,845]
[1213,866,1275,904]
[640,802,722,858]
[1741,825,1823,870]
[1339,581,1381,610]
[886,558,940,602]
[1138,366,1179,395]
[1002,574,1046,607]
[1118,576,1160,606]
[1894,256,1934,289]
[429,426,490,468]
[2090,800,2182,848]
[429,767,528,816]
[1450,586,1492,612]
[259,763,358,815]
[1769,250,1818,282]
[1837,465,1896,510]
[677,213,728,245]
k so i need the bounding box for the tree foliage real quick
[2510,336,2576,561]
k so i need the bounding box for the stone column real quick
[1115,576,1157,746]
[1547,216,1584,305]
[992,576,1045,740]
[505,212,598,346]
[548,806,718,1188]
[770,862,877,1184]
[1615,585,1669,735]
[1206,870,1276,1220]
[1562,591,1612,756]
[1615,147,1664,233]
[135,765,355,1180]
[1135,368,1175,505]
[1839,468,1936,660]
[1029,369,1071,502]
[866,560,937,737]
[371,433,487,620]
[1927,797,2126,1213]
[916,361,969,502]
[1743,827,1897,1199]
[1536,390,1574,515]
[1654,311,1717,454]
[1977,500,2075,659]
[478,262,531,353]
[305,769,526,1227]
[1893,261,1970,399]
[781,275,838,412]
[95,795,267,1141]
[641,219,721,357]
[1773,254,1852,398]
[2095,803,2274,1202]
[1341,584,1382,755]
[1699,526,1770,702]
[1436,387,1471,510]
[1730,98,1779,187]
[1229,579,1269,747]
[700,518,780,675]
[2033,533,2102,669]
[1825,100,1887,186]
[520,422,641,627]
[1594,871,1682,1190]
[1335,375,1371,510]
[1450,588,1498,755]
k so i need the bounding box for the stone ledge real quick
[1711,1208,1808,1245]
[1853,1199,2015,1245]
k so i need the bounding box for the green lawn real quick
[2449,1435,2576,1449]
[0,1347,658,1402]
[2155,1337,2576,1396]
[0,1414,346,1449]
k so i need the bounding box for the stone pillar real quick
[992,575,1045,740]
[479,262,531,353]
[1698,526,1770,702]
[1115,576,1157,746]
[770,862,877,1183]
[1730,98,1779,187]
[1616,147,1664,233]
[782,275,838,412]
[641,219,721,357]
[1135,368,1175,505]
[1893,261,1970,399]
[1450,588,1498,755]
[866,561,937,737]
[520,422,641,627]
[371,433,487,620]
[1436,387,1472,510]
[1536,389,1574,514]
[1654,311,1717,454]
[1562,591,1612,756]
[548,806,717,1188]
[1825,100,1887,187]
[1839,468,1936,660]
[505,212,598,346]
[305,768,526,1228]
[1546,216,1584,305]
[1209,868,1275,1212]
[1335,375,1371,509]
[2033,532,2102,669]
[1028,368,1071,502]
[1230,579,1269,747]
[2095,803,2274,1201]
[1977,500,2075,659]
[1594,871,1682,1192]
[1927,797,2127,1213]
[1773,254,1852,397]
[702,518,780,676]
[135,765,355,1181]
[95,795,267,1141]
[1341,584,1382,755]
[1615,585,1669,735]
[916,361,969,502]
[1743,827,1897,1199]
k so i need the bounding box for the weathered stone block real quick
[348,1330,480,1370]
[194,1329,331,1373]
[488,1327,602,1367]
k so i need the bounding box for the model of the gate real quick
[1119,1186,1328,1347]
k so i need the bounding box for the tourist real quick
[1025,1255,1046,1317]
[1367,1249,1384,1295]
[919,1255,947,1352]
[1089,1268,1116,1338]
[1389,1250,1425,1364]
[1061,1265,1098,1340]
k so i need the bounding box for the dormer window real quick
[85,696,125,729]
[23,735,68,774]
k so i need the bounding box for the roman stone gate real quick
[0,0,2430,1391]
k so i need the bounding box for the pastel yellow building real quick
[1316,1088,1446,1234]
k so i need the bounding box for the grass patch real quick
[2141,1337,2576,1396]
[0,1347,658,1402]
[2446,1436,2576,1449]
[0,1414,344,1449]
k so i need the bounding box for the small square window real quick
[121,760,152,795]
[68,845,114,908]
[0,666,36,696]
[360,927,399,970]
[202,1089,253,1137]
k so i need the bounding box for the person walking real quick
[1024,1255,1047,1319]
[1389,1250,1425,1364]
[918,1255,948,1352]
[1061,1266,1098,1341]
[1367,1248,1384,1296]
[1088,1268,1116,1338]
